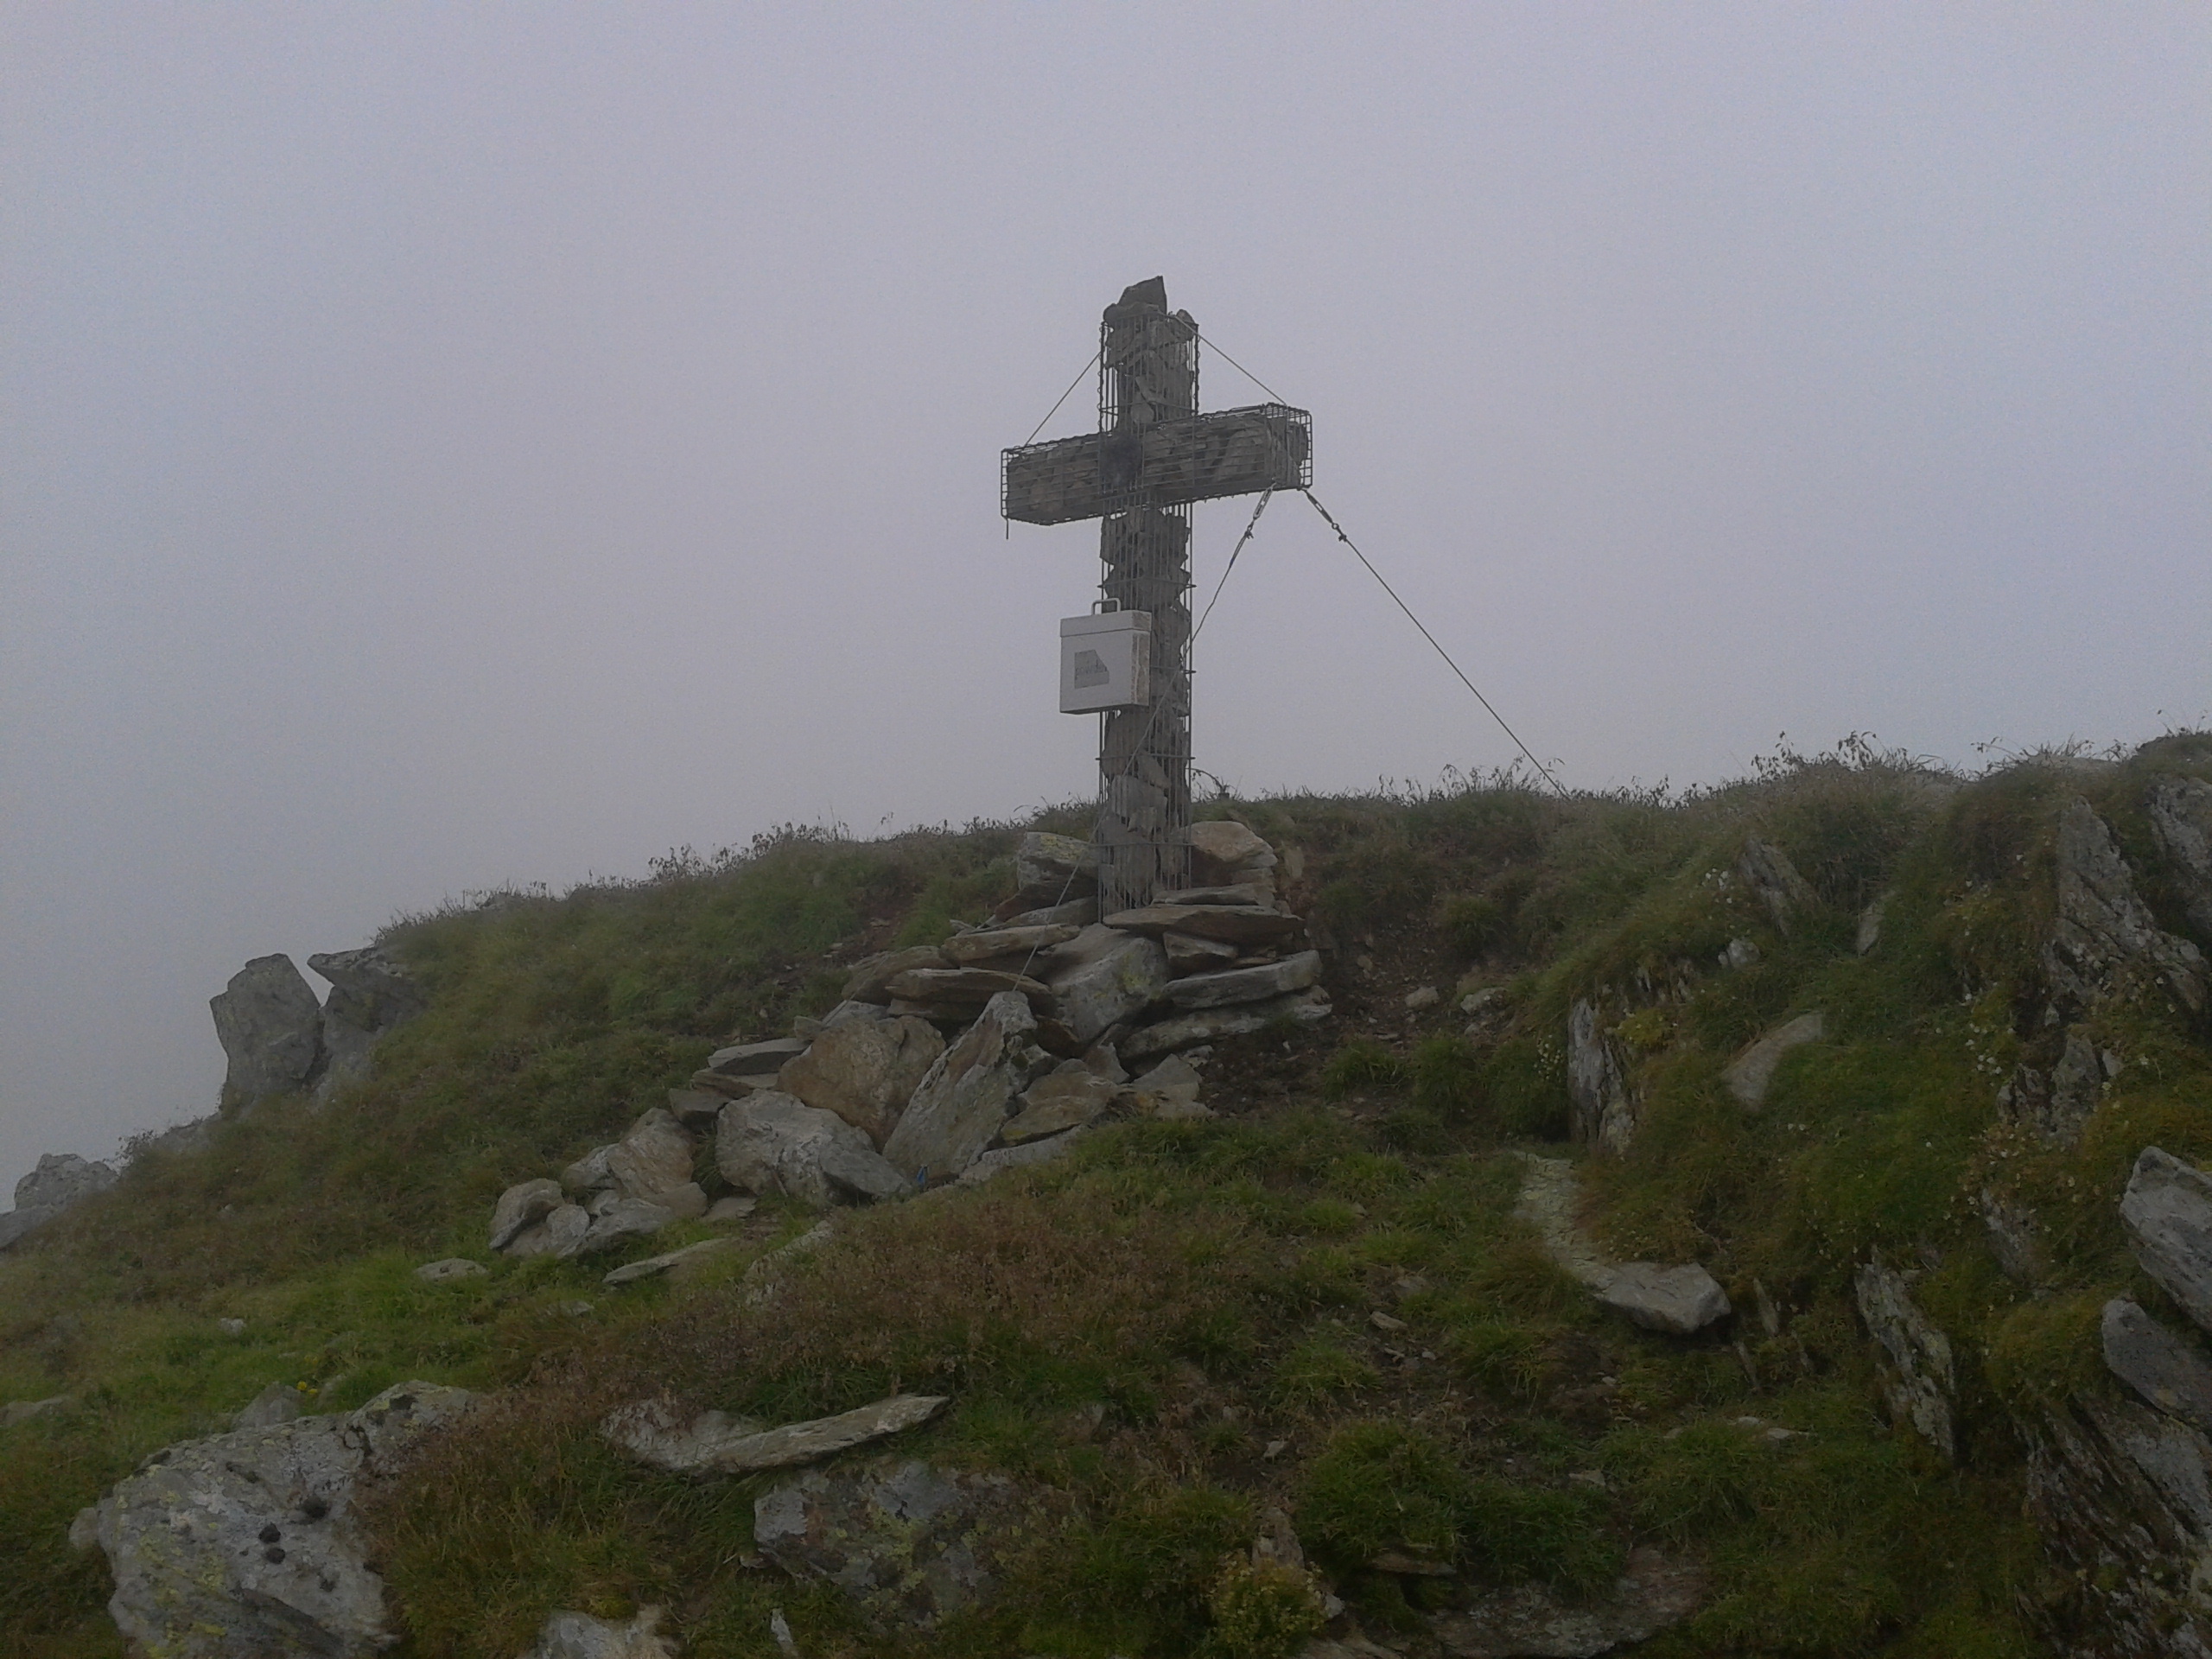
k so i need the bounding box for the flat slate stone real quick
[706,1038,810,1077]
[1165,950,1322,1011]
[941,924,1081,966]
[1105,905,1303,946]
[1118,989,1332,1062]
[882,967,1053,1007]
[2103,1298,2212,1433]
[603,1394,948,1476]
[602,1236,738,1287]
[2123,1147,2212,1336]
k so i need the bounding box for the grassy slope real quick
[4,738,2209,1658]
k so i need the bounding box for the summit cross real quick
[1001,277,1312,915]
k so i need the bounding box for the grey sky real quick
[4,4,2207,1191]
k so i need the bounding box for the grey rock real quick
[126,1117,217,1161]
[1720,1011,1824,1109]
[1117,989,1332,1061]
[1855,1252,1955,1460]
[2021,1390,2212,1655]
[882,966,1054,1013]
[1190,819,1278,885]
[1855,893,1889,956]
[1002,1067,1116,1143]
[1157,882,1275,908]
[957,1128,1091,1185]
[233,1382,305,1430]
[2045,798,2206,1014]
[707,1036,811,1077]
[489,1178,564,1252]
[778,1014,944,1146]
[1165,950,1322,1011]
[0,1205,60,1251]
[1040,925,1170,1046]
[1127,1053,1205,1112]
[1567,999,1637,1154]
[504,1203,592,1260]
[705,1195,758,1224]
[753,1459,1033,1628]
[1974,1187,2046,1285]
[1737,836,1818,935]
[1014,830,1098,901]
[1403,984,1441,1011]
[308,946,424,1100]
[1105,904,1303,947]
[2123,1147,2212,1335]
[718,1091,880,1209]
[883,993,1052,1182]
[2,1395,75,1428]
[1432,1545,1706,1657]
[564,1108,706,1218]
[1593,1263,1731,1335]
[2149,773,2212,940]
[2044,1028,2107,1145]
[665,1087,730,1128]
[602,1235,738,1287]
[941,923,1082,967]
[1718,937,1761,971]
[841,948,950,1006]
[78,1382,474,1659]
[211,954,325,1109]
[16,1152,118,1212]
[604,1393,947,1477]
[414,1257,488,1284]
[819,1140,912,1203]
[576,1197,677,1255]
[1163,930,1240,975]
[998,896,1099,929]
[520,1606,677,1659]
[2103,1298,2212,1434]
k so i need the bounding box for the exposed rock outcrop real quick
[753,1458,1035,1628]
[2148,773,2212,941]
[72,1382,475,1659]
[1431,1545,1706,1657]
[1855,1253,1955,1460]
[1737,836,1818,936]
[1567,999,1636,1153]
[307,946,424,1100]
[2102,1298,2212,1435]
[2044,798,2206,1016]
[519,1606,678,1659]
[0,1152,118,1251]
[211,954,327,1109]
[603,1394,946,1477]
[2121,1147,2212,1335]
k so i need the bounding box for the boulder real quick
[883,993,1052,1182]
[414,1257,487,1284]
[1014,831,1098,901]
[1127,1054,1205,1114]
[883,966,1054,1011]
[489,1179,564,1252]
[1105,905,1303,947]
[1736,836,1818,936]
[211,954,325,1109]
[519,1607,677,1659]
[1567,999,1637,1153]
[957,1128,1091,1185]
[575,1197,677,1255]
[819,1140,912,1204]
[1165,950,1322,1011]
[308,946,424,1100]
[504,1203,591,1260]
[1593,1264,1731,1336]
[602,1236,738,1287]
[1040,925,1170,1046]
[842,947,950,1006]
[2148,773,2212,940]
[1118,989,1332,1062]
[74,1382,474,1659]
[1855,1252,1955,1460]
[604,1394,947,1477]
[778,1015,945,1146]
[666,1087,731,1128]
[1163,930,1239,975]
[2045,798,2206,1015]
[16,1152,118,1211]
[1003,1065,1118,1143]
[717,1092,880,1210]
[1432,1546,1705,1657]
[1190,820,1278,887]
[1720,1011,1825,1109]
[2122,1147,2212,1335]
[2103,1298,2212,1434]
[753,1459,1033,1627]
[233,1382,305,1430]
[941,923,1081,967]
[602,1109,708,1218]
[706,1036,811,1077]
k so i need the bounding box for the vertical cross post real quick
[1096,283,1196,914]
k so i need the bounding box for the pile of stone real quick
[482,822,1327,1251]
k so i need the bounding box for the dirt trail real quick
[1513,1154,1613,1287]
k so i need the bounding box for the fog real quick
[4,4,2207,1192]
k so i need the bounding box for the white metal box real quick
[1059,610,1153,714]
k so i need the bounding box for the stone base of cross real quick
[1002,278,1311,914]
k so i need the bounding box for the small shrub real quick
[1410,1036,1486,1122]
[1322,1039,1408,1098]
[1442,893,1508,959]
[1204,1553,1328,1659]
